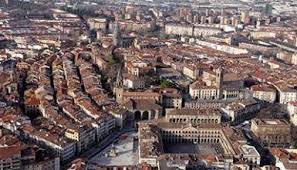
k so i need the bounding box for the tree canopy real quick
[160,79,174,88]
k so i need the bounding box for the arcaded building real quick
[165,108,221,125]
[138,121,255,169]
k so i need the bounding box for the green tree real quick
[108,55,116,65]
[160,79,174,88]
[159,32,169,39]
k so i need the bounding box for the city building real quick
[165,24,223,37]
[287,101,297,126]
[87,18,108,32]
[123,75,146,89]
[251,119,291,148]
[3,1,297,169]
[240,144,261,166]
[165,108,221,125]
[221,99,261,125]
[190,68,244,101]
[269,148,297,170]
[184,99,226,109]
[189,79,219,100]
[64,125,96,153]
[160,91,182,109]
[251,84,277,103]
[0,133,60,170]
[183,64,201,80]
[122,99,162,121]
[0,145,21,170]
[275,84,297,105]
[138,121,248,169]
[113,22,122,47]
[116,89,160,104]
[21,125,77,162]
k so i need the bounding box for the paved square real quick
[88,132,138,167]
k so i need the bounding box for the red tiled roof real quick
[0,145,21,160]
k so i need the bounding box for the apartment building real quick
[251,84,276,103]
[221,99,261,125]
[287,101,297,126]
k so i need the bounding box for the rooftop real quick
[252,118,290,127]
[122,99,162,111]
[166,108,221,116]
[241,145,260,157]
[251,83,276,92]
[0,145,21,160]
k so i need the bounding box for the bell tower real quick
[215,67,224,88]
[113,22,122,47]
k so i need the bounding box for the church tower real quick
[113,22,122,47]
[215,67,224,99]
[215,67,224,89]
